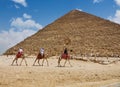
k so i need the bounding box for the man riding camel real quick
[17,47,24,58]
[58,47,72,67]
[62,48,69,58]
[11,47,27,66]
[33,47,49,66]
[40,48,44,57]
[64,48,68,55]
[18,47,23,54]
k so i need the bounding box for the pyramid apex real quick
[70,9,82,13]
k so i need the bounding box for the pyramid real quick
[4,10,120,57]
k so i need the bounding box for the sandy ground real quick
[0,55,120,87]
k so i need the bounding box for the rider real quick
[18,47,23,55]
[40,48,44,57]
[17,47,24,57]
[63,48,68,58]
[64,48,68,55]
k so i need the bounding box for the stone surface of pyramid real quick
[4,10,120,57]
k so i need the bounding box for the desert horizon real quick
[0,55,120,87]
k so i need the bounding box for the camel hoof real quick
[58,65,62,67]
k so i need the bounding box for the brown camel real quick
[11,53,27,66]
[33,53,49,66]
[58,53,72,67]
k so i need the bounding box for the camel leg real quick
[68,59,72,67]
[42,58,45,66]
[45,58,49,66]
[63,59,67,67]
[11,58,15,65]
[20,58,24,66]
[58,57,61,67]
[16,58,18,66]
[33,58,37,66]
[41,58,49,66]
[38,59,40,66]
[11,58,17,65]
[24,58,28,66]
[20,58,27,66]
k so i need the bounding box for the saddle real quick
[61,53,70,59]
[16,52,23,58]
[37,53,44,59]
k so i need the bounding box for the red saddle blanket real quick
[16,52,23,58]
[37,53,44,59]
[61,54,70,59]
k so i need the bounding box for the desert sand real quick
[0,55,120,87]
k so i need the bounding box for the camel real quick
[33,53,49,66]
[58,54,72,67]
[11,53,27,66]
